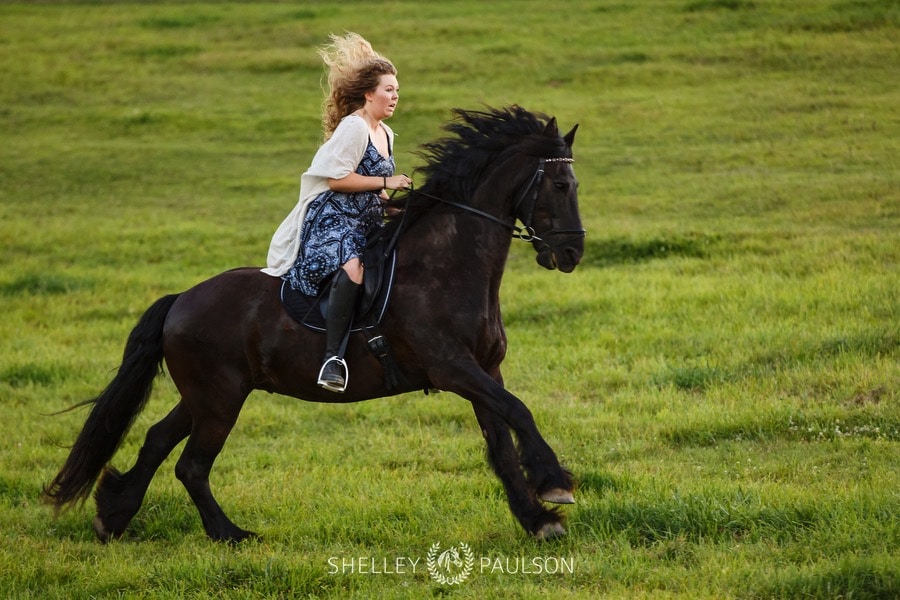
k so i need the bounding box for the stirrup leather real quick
[317,356,349,393]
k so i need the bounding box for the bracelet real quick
[383,176,387,189]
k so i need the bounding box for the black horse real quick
[44,106,585,542]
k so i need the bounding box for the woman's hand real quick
[384,174,412,190]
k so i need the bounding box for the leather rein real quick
[410,157,586,253]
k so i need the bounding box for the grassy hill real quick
[1,1,897,598]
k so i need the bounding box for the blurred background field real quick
[0,1,897,598]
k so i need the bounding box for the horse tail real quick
[43,293,181,509]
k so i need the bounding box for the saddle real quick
[279,228,403,389]
[279,248,396,333]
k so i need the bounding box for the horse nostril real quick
[565,247,581,266]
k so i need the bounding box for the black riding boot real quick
[317,269,360,392]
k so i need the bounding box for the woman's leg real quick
[342,258,364,284]
[317,259,363,392]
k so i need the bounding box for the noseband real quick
[511,157,585,252]
[416,157,586,252]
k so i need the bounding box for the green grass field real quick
[1,1,897,598]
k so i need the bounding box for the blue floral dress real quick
[285,140,394,296]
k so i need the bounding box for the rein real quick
[410,157,585,250]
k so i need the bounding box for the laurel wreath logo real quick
[426,542,475,585]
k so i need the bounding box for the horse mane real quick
[382,105,569,233]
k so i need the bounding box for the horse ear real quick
[563,124,579,147]
[543,117,559,137]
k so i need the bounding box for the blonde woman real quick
[263,33,412,392]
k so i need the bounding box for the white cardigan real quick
[262,115,394,277]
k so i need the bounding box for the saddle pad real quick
[279,249,397,333]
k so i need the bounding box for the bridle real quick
[412,157,586,253]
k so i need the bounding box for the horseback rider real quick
[262,33,412,392]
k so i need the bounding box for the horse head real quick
[438,547,464,569]
[403,106,585,273]
[516,118,584,273]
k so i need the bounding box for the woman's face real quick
[365,74,400,120]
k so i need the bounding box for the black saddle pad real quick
[279,248,397,332]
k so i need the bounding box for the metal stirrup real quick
[317,356,349,393]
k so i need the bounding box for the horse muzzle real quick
[532,226,585,272]
[536,244,582,273]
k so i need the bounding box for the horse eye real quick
[554,181,568,191]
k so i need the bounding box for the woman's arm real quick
[327,172,383,193]
[328,173,410,193]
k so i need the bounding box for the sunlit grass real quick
[1,1,898,598]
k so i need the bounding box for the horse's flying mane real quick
[414,105,566,203]
[381,106,568,233]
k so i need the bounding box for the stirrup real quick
[317,356,349,393]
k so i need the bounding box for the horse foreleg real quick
[435,363,573,538]
[483,369,575,505]
[471,403,567,540]
[453,370,573,501]
[488,392,573,504]
[512,410,576,506]
[174,414,256,543]
[93,401,192,542]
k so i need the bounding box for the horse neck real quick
[399,150,531,296]
[397,192,517,304]
[406,209,514,282]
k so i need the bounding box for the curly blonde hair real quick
[319,33,397,139]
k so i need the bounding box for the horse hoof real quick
[93,516,114,543]
[238,530,261,543]
[540,488,575,504]
[218,529,260,545]
[535,522,566,541]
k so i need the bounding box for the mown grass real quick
[1,1,898,598]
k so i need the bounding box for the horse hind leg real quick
[93,401,192,542]
[174,403,256,543]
